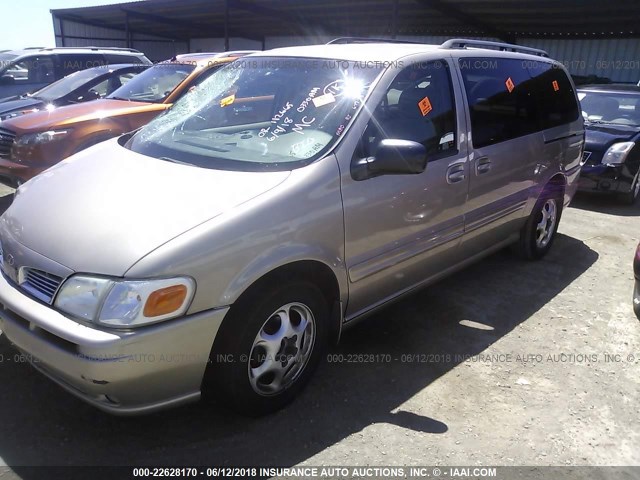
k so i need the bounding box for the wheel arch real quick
[545,173,567,201]
[227,259,345,345]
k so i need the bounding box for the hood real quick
[1,139,290,276]
[585,123,639,150]
[1,98,165,133]
[0,97,44,118]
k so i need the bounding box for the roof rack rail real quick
[40,46,143,53]
[440,39,548,57]
[216,50,258,58]
[327,37,423,45]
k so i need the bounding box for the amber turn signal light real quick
[143,285,188,317]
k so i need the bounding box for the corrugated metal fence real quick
[54,17,189,62]
[519,38,640,83]
[54,16,640,82]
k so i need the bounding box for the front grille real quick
[0,127,16,159]
[20,268,63,304]
[582,150,602,166]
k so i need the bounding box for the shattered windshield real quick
[126,57,383,171]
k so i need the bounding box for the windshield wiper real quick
[109,96,133,102]
[159,156,193,166]
[586,119,639,127]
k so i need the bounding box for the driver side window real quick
[361,60,457,160]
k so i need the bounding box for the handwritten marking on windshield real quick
[297,88,320,113]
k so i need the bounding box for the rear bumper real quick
[0,269,229,415]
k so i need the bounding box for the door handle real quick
[476,156,491,175]
[447,164,466,184]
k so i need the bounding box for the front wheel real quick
[620,172,640,205]
[515,188,563,260]
[202,282,328,416]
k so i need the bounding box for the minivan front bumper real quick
[0,270,228,415]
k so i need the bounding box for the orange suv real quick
[0,52,251,186]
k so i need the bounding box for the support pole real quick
[125,10,131,48]
[58,16,66,46]
[391,0,399,39]
[224,0,230,51]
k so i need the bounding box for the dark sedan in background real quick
[0,64,148,122]
[578,84,640,204]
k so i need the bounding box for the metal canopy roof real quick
[51,0,640,45]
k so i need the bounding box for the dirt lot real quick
[0,184,638,478]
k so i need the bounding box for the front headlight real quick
[15,129,72,146]
[54,275,195,328]
[602,141,635,165]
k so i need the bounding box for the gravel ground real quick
[0,188,638,479]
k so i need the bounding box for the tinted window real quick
[107,63,195,103]
[362,60,457,159]
[460,58,539,148]
[105,54,144,64]
[527,61,579,129]
[59,54,106,76]
[32,67,105,101]
[2,56,55,85]
[81,71,139,99]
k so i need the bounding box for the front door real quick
[338,58,469,319]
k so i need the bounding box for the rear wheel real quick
[202,281,328,416]
[515,187,563,260]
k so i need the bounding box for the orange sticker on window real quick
[220,94,235,107]
[505,77,515,93]
[418,96,433,116]
[552,80,560,92]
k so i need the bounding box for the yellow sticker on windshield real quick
[220,94,236,107]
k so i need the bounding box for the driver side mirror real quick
[351,139,428,181]
[0,75,15,86]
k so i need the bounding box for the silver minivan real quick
[0,39,584,415]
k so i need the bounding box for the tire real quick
[515,187,563,260]
[620,173,640,205]
[633,280,640,321]
[202,281,328,416]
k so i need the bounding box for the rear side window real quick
[89,71,140,98]
[526,61,579,129]
[6,56,55,85]
[59,54,106,76]
[459,58,539,148]
[105,54,144,64]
